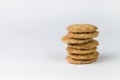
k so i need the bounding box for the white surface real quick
[0,0,120,80]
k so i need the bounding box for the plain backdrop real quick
[0,0,120,80]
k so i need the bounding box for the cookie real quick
[66,47,97,54]
[62,35,93,44]
[66,56,97,64]
[68,39,99,49]
[67,24,97,33]
[68,51,99,60]
[67,31,99,39]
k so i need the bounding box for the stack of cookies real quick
[62,24,99,64]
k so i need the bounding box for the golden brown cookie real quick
[62,35,93,44]
[68,39,99,49]
[66,56,97,64]
[68,51,99,60]
[66,47,97,54]
[67,31,99,39]
[67,24,97,33]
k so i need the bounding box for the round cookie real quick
[68,39,99,49]
[62,35,93,44]
[66,47,97,54]
[67,24,97,33]
[66,56,97,64]
[67,31,99,39]
[68,51,99,60]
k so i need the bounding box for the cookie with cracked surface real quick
[66,56,97,64]
[68,39,99,49]
[68,51,99,60]
[66,47,97,54]
[62,35,93,44]
[67,31,99,39]
[67,24,97,33]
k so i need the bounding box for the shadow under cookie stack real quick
[62,24,99,64]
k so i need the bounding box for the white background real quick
[0,0,120,80]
